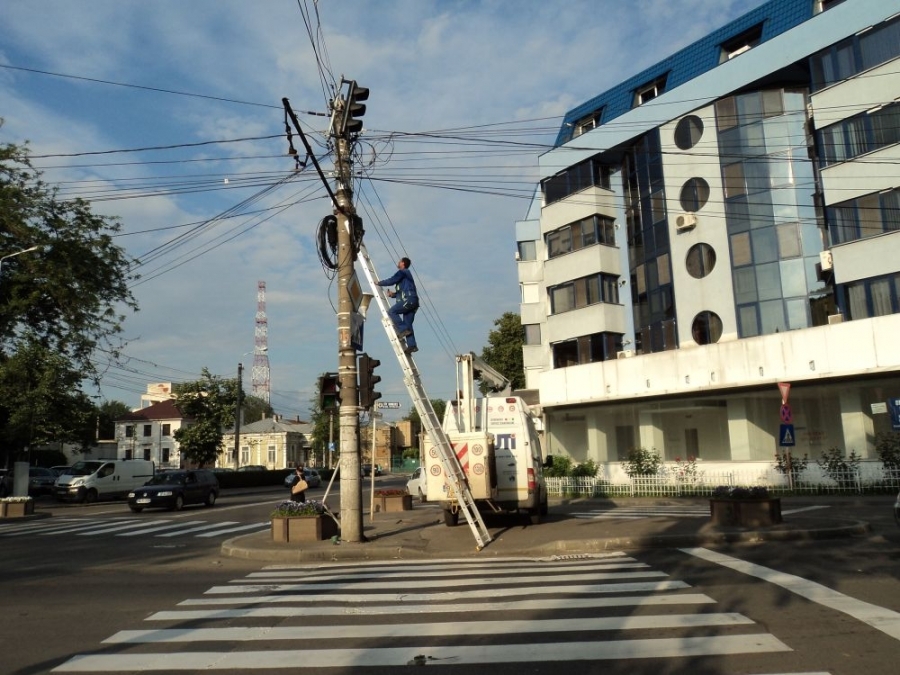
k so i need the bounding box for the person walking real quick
[289,465,307,503]
[376,257,419,354]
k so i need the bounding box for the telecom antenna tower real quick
[252,280,271,404]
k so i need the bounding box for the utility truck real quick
[422,353,549,526]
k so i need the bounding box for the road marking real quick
[156,521,240,537]
[196,522,270,537]
[52,635,791,671]
[117,521,207,536]
[781,505,830,515]
[76,521,166,536]
[150,593,717,620]
[682,547,900,642]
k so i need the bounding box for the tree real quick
[241,394,273,426]
[309,374,339,466]
[480,311,525,391]
[172,369,239,467]
[96,400,132,440]
[404,399,446,427]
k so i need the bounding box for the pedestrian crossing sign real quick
[779,424,795,446]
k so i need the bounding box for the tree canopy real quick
[172,369,239,467]
[480,311,525,391]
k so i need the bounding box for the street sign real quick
[779,424,795,446]
[778,382,791,404]
[780,404,793,424]
[376,401,401,409]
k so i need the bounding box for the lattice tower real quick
[252,280,271,404]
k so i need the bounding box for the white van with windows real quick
[54,459,155,503]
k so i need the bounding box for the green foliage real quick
[309,373,340,460]
[404,399,445,426]
[623,447,662,477]
[774,451,808,482]
[570,459,599,478]
[96,400,131,440]
[241,394,274,426]
[480,312,525,392]
[875,432,900,473]
[673,455,701,484]
[270,499,326,518]
[173,368,239,467]
[543,455,572,478]
[712,485,770,500]
[816,447,861,487]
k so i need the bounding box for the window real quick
[524,324,541,345]
[517,241,536,261]
[161,423,171,437]
[634,76,667,107]
[674,115,704,150]
[162,447,170,463]
[268,445,276,465]
[719,24,763,63]
[521,283,539,304]
[546,215,616,259]
[549,273,620,314]
[125,425,134,438]
[541,157,613,205]
[240,447,250,466]
[811,15,900,91]
[843,272,900,319]
[679,178,710,212]
[552,331,623,368]
[826,187,900,245]
[686,244,716,279]
[143,424,152,437]
[691,311,723,345]
[573,109,603,137]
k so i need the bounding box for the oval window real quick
[686,243,716,279]
[674,115,704,150]
[679,177,710,212]
[691,311,723,345]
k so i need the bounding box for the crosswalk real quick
[50,554,830,673]
[0,516,270,540]
[570,505,710,520]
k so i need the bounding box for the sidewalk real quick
[221,497,873,563]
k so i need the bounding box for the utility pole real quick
[234,362,243,469]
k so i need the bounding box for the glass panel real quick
[759,299,786,333]
[762,90,784,118]
[723,163,746,198]
[767,154,793,187]
[847,282,867,319]
[772,186,798,224]
[871,104,900,147]
[657,253,671,285]
[883,190,900,232]
[731,232,752,266]
[858,193,882,238]
[686,243,716,279]
[636,264,647,295]
[871,278,893,316]
[777,222,802,258]
[551,285,574,313]
[748,191,774,228]
[736,92,762,125]
[517,240,536,261]
[780,258,807,297]
[845,116,871,159]
[834,41,856,81]
[650,190,666,223]
[786,297,808,330]
[725,197,751,233]
[733,267,758,304]
[738,304,760,337]
[574,278,589,309]
[756,261,781,301]
[820,124,845,166]
[744,158,769,194]
[740,121,766,156]
[716,97,738,131]
[751,228,778,264]
[860,18,900,70]
[524,324,541,345]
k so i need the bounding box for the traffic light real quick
[318,372,340,411]
[340,80,369,135]
[358,353,381,410]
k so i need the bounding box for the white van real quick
[424,394,548,526]
[54,459,155,503]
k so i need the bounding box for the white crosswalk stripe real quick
[51,554,820,673]
[0,517,269,540]
[571,505,710,520]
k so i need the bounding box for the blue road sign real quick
[779,424,796,447]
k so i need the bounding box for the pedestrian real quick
[289,465,307,503]
[376,257,419,354]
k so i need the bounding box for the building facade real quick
[220,417,313,470]
[115,400,186,469]
[517,0,900,477]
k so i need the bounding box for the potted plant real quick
[270,500,338,542]
[1,496,35,518]
[374,488,413,512]
[709,486,782,527]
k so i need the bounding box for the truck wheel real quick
[443,509,460,527]
[418,487,427,503]
[529,509,543,525]
[205,491,217,507]
[540,498,549,516]
[84,489,98,504]
[129,506,143,513]
[173,495,184,511]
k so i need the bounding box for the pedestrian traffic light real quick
[340,80,369,135]
[318,372,340,411]
[358,353,381,410]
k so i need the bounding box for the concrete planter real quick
[271,515,338,542]
[1,500,35,518]
[709,498,782,527]
[379,494,413,512]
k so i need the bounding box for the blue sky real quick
[0,0,767,422]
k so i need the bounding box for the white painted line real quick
[52,634,791,671]
[116,521,206,536]
[205,569,668,594]
[150,593,716,620]
[107,612,755,643]
[155,521,239,537]
[238,560,650,582]
[76,521,165,536]
[781,505,830,515]
[0,519,98,536]
[196,522,270,537]
[182,580,691,605]
[259,552,628,570]
[682,547,900,642]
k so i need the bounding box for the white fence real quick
[545,462,900,497]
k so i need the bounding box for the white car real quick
[406,467,426,501]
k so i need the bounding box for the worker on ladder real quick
[376,256,419,354]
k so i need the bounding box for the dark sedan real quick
[127,469,219,512]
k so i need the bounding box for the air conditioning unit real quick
[676,213,697,232]
[617,349,635,359]
[827,313,843,325]
[819,250,833,271]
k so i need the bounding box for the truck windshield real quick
[69,461,103,476]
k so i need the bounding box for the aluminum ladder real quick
[355,243,492,549]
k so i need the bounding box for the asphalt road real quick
[2,488,899,675]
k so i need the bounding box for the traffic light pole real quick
[334,133,363,542]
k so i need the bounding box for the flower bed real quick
[375,490,412,512]
[270,500,338,542]
[709,486,782,527]
[0,496,35,518]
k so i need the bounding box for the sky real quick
[0,0,769,424]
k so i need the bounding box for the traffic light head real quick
[341,80,369,135]
[358,353,382,409]
[318,372,340,411]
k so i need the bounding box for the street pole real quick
[334,132,363,542]
[234,362,243,469]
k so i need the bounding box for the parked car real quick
[50,465,71,476]
[406,467,427,501]
[894,490,899,527]
[127,469,219,512]
[237,465,266,472]
[283,468,322,490]
[28,467,58,496]
[0,469,10,497]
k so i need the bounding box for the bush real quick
[571,459,599,478]
[774,451,808,483]
[544,455,572,478]
[876,433,900,474]
[270,499,326,518]
[712,485,769,500]
[817,447,861,487]
[623,447,662,477]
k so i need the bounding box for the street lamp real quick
[0,245,40,280]
[234,347,267,468]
